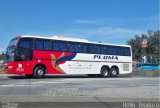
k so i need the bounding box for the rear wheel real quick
[110,67,118,77]
[101,68,110,78]
[34,66,45,78]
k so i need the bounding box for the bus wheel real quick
[101,68,109,77]
[34,66,45,78]
[110,68,118,77]
[25,74,33,78]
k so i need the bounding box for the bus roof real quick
[20,35,131,47]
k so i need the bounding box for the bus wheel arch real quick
[100,65,110,77]
[110,65,119,77]
[33,64,47,78]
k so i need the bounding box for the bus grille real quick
[123,64,129,71]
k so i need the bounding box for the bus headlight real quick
[18,64,22,68]
[8,66,13,69]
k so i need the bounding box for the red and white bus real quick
[3,35,132,78]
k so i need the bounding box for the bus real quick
[3,35,132,78]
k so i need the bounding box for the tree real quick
[0,54,2,60]
[127,30,160,64]
[127,35,142,61]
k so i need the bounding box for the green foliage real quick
[127,30,160,64]
[0,54,2,60]
[0,53,5,60]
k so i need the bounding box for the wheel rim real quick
[103,70,108,76]
[38,69,44,76]
[112,70,117,76]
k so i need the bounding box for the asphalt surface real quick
[0,74,159,107]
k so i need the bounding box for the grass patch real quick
[132,69,160,77]
[0,67,4,74]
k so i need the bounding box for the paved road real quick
[0,74,159,107]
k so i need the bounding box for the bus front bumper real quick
[3,63,14,74]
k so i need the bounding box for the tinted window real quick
[52,41,59,50]
[124,47,131,56]
[117,47,124,55]
[95,45,101,54]
[19,38,32,49]
[107,46,116,55]
[100,46,106,54]
[44,40,51,50]
[75,43,81,52]
[52,41,67,51]
[59,42,67,51]
[35,39,43,50]
[82,44,88,53]
[68,42,75,52]
[101,46,130,56]
[15,47,33,61]
[8,38,18,47]
[88,44,95,53]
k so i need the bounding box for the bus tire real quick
[34,66,45,78]
[101,67,109,77]
[25,74,33,78]
[110,67,118,77]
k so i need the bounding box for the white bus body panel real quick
[59,53,132,75]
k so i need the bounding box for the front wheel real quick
[34,66,45,78]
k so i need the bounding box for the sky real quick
[0,0,159,52]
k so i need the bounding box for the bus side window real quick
[35,39,43,50]
[16,38,33,61]
[108,46,117,55]
[95,45,101,54]
[52,41,59,51]
[100,46,106,54]
[82,44,88,53]
[19,38,32,49]
[88,44,95,53]
[105,46,109,55]
[125,47,131,56]
[44,40,51,50]
[107,46,111,55]
[68,42,75,52]
[75,43,81,53]
[113,47,118,55]
[59,42,67,51]
[117,47,123,56]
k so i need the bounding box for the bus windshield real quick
[5,38,19,62]
[8,38,19,47]
[5,48,15,62]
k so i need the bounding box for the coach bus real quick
[3,35,132,78]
